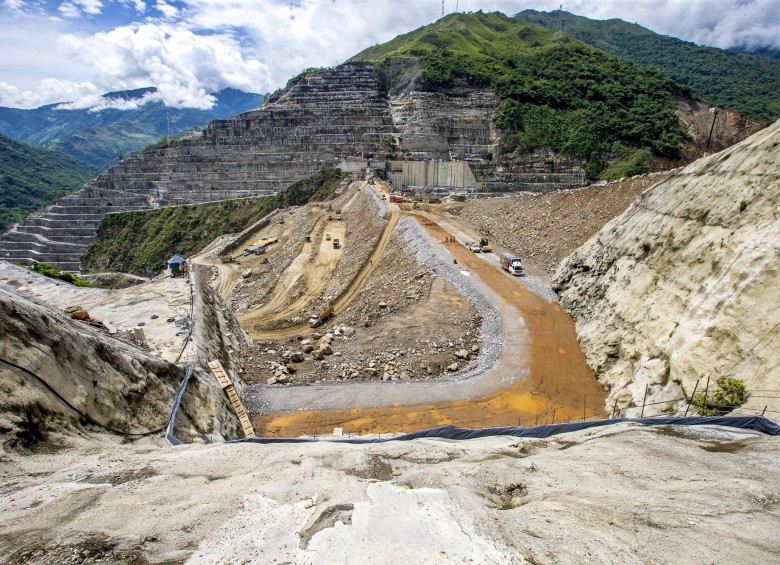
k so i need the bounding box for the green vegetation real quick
[81,168,346,275]
[28,261,93,287]
[0,135,99,231]
[693,376,750,416]
[515,10,780,125]
[352,11,689,179]
[139,135,176,153]
[0,88,264,168]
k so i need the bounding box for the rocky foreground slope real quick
[554,120,780,417]
[1,423,778,563]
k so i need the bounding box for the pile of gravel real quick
[398,216,504,381]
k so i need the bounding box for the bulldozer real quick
[479,237,492,252]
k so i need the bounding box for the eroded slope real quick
[554,120,780,416]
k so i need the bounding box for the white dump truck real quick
[499,252,524,276]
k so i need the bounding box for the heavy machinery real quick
[499,252,524,276]
[333,238,340,249]
[479,237,492,252]
[308,305,334,327]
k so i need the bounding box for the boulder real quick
[447,363,459,372]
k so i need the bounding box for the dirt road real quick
[238,185,400,340]
[238,217,346,335]
[249,210,607,436]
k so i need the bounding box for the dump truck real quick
[308,305,334,327]
[333,238,340,249]
[499,252,524,276]
[479,237,492,252]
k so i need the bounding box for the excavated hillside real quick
[455,172,671,274]
[554,120,780,418]
[0,12,763,273]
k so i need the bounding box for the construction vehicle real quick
[499,252,524,276]
[479,237,492,252]
[326,233,331,241]
[333,238,340,249]
[308,305,334,327]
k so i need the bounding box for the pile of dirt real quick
[240,229,481,385]
[457,172,671,274]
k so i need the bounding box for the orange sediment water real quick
[252,215,607,437]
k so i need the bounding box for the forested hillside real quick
[0,135,98,231]
[0,87,264,169]
[353,11,690,179]
[515,10,780,125]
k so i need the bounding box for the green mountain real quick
[514,10,780,125]
[352,11,690,179]
[0,87,264,169]
[0,135,99,231]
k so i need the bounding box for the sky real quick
[1,0,778,110]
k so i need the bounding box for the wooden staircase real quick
[208,360,256,438]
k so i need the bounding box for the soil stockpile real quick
[458,172,670,274]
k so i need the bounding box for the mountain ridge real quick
[0,134,99,231]
[0,87,264,168]
[514,9,780,125]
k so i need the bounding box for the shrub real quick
[29,262,93,287]
[693,376,749,416]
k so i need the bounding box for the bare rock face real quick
[553,120,780,416]
[0,286,241,450]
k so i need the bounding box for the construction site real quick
[1,58,779,563]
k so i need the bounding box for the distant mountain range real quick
[514,10,780,125]
[0,134,99,231]
[0,87,264,169]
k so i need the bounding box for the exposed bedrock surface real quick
[0,284,241,450]
[554,120,780,416]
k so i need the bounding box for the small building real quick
[167,255,187,276]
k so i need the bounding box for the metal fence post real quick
[684,379,700,417]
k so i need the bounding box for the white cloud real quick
[59,0,104,18]
[3,0,26,11]
[59,22,270,108]
[121,0,146,12]
[1,1,778,110]
[0,78,100,108]
[155,0,178,19]
[56,88,163,111]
